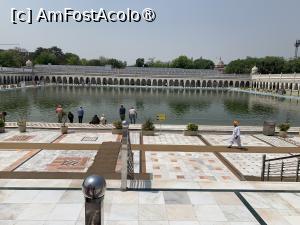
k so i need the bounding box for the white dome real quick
[25,60,32,67]
[251,66,258,74]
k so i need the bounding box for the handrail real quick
[261,154,300,182]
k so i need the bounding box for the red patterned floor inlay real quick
[5,135,34,142]
[46,157,90,171]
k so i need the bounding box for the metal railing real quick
[261,154,300,182]
[120,126,134,190]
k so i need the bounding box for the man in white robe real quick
[228,120,242,149]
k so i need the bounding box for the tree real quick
[34,51,56,65]
[135,58,145,67]
[193,58,215,69]
[65,53,81,65]
[171,55,193,69]
[283,59,300,73]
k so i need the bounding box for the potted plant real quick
[278,123,290,138]
[142,119,155,136]
[17,119,27,133]
[0,119,5,133]
[60,112,68,134]
[184,123,199,136]
[112,120,123,134]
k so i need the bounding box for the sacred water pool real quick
[1,86,300,125]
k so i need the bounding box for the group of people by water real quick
[55,104,138,125]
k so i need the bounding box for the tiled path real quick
[146,152,238,182]
[54,132,120,144]
[243,192,300,225]
[143,134,206,146]
[0,150,31,171]
[0,130,61,143]
[201,134,270,147]
[254,134,297,147]
[0,189,264,225]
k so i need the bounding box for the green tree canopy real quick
[135,58,145,67]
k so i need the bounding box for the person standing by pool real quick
[77,106,84,123]
[228,120,242,149]
[119,105,126,121]
[68,112,74,123]
[100,114,107,125]
[55,105,63,123]
[128,107,138,124]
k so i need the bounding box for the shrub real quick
[278,123,290,132]
[113,120,123,129]
[0,119,4,127]
[17,119,26,126]
[187,123,198,131]
[142,119,155,131]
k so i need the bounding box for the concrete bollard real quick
[82,175,106,225]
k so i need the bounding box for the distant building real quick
[215,58,225,73]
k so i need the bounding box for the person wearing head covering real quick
[89,115,100,125]
[100,114,107,125]
[228,120,242,149]
[119,105,126,121]
[0,112,7,122]
[68,112,74,123]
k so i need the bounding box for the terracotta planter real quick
[279,131,288,138]
[184,130,198,136]
[61,126,68,134]
[112,129,123,134]
[142,130,155,136]
[18,125,26,133]
[0,127,5,133]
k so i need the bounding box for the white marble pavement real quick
[143,133,206,146]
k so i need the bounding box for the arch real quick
[51,77,57,83]
[169,80,174,87]
[91,77,96,85]
[240,81,245,88]
[289,83,293,90]
[180,80,184,87]
[125,79,130,85]
[74,77,79,84]
[185,80,191,87]
[224,81,229,88]
[229,81,233,87]
[163,79,168,86]
[97,78,101,85]
[174,80,179,86]
[245,81,250,88]
[136,79,141,86]
[234,81,239,88]
[212,80,218,88]
[103,78,107,85]
[218,80,223,87]
[207,80,212,88]
[108,78,113,85]
[202,80,207,87]
[113,78,118,85]
[68,77,73,84]
[152,79,158,86]
[119,79,124,86]
[34,76,39,82]
[130,79,135,86]
[196,80,201,87]
[146,79,151,86]
[285,83,289,90]
[191,80,196,88]
[63,77,67,84]
[294,83,299,90]
[158,79,163,86]
[86,77,90,84]
[45,76,50,83]
[80,77,84,85]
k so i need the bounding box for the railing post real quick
[296,159,300,182]
[267,163,270,181]
[280,161,284,181]
[121,120,129,191]
[82,175,106,225]
[261,154,266,181]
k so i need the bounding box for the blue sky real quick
[0,0,299,65]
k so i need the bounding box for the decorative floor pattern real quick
[254,134,297,147]
[221,153,292,177]
[243,192,300,225]
[0,150,31,171]
[0,190,260,224]
[146,152,238,181]
[54,132,120,144]
[16,150,97,172]
[130,132,140,145]
[0,130,61,143]
[201,134,271,147]
[282,136,300,146]
[143,133,206,146]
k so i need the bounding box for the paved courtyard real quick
[143,134,206,146]
[0,130,61,143]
